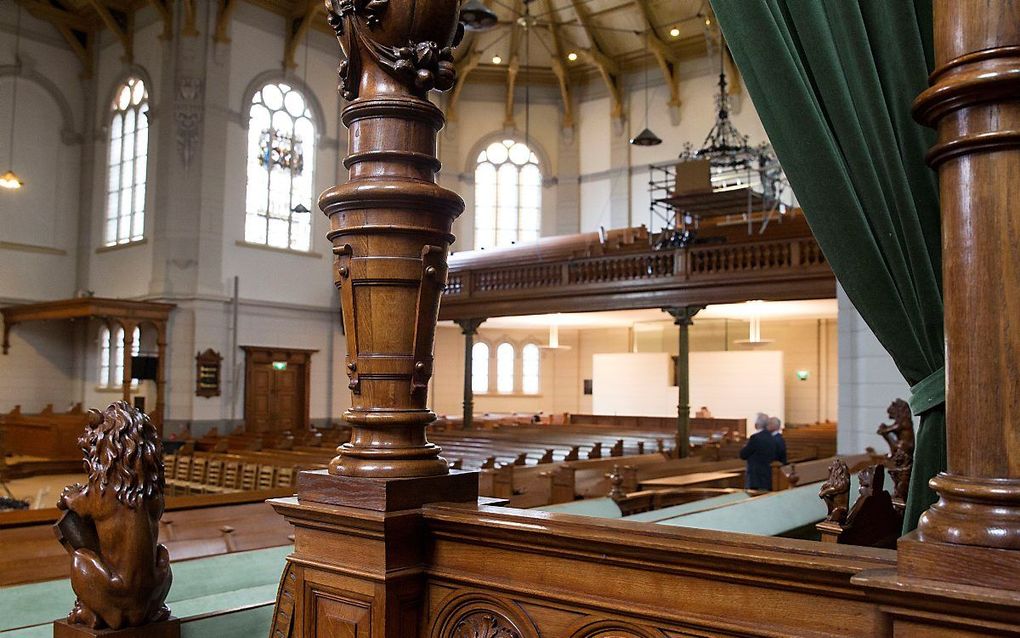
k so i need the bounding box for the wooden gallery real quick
[0,0,1017,636]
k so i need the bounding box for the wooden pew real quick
[0,403,88,460]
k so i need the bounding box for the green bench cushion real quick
[657,476,861,536]
[0,546,289,635]
[622,491,751,522]
[532,497,622,518]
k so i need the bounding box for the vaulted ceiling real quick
[14,0,730,122]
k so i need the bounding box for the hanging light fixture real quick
[734,300,775,347]
[460,0,499,32]
[630,29,662,147]
[2,6,24,190]
[538,317,572,351]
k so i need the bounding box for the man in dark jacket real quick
[768,416,788,465]
[740,420,778,490]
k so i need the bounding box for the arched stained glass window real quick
[245,82,315,251]
[105,77,149,246]
[521,343,540,395]
[496,342,515,394]
[471,341,489,393]
[474,139,541,250]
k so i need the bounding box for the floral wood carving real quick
[55,401,172,630]
[819,458,851,524]
[450,611,521,638]
[324,0,463,100]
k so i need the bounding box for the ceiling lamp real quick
[734,301,775,347]
[491,55,502,64]
[630,30,662,147]
[2,7,24,191]
[669,27,680,37]
[567,51,578,62]
[538,323,572,351]
[460,0,499,32]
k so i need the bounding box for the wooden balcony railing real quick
[440,236,835,319]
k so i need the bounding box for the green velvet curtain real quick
[708,0,944,532]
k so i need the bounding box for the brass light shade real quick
[0,170,23,190]
[460,0,498,31]
[630,128,663,146]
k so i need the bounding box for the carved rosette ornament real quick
[450,612,521,638]
[320,0,465,477]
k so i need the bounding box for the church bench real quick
[0,404,88,460]
[0,545,289,637]
[622,490,752,522]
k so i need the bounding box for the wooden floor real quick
[2,473,83,509]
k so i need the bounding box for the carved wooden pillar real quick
[665,305,703,458]
[320,0,465,478]
[456,318,485,430]
[897,0,1020,587]
[266,3,476,636]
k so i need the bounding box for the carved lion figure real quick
[877,398,915,458]
[819,459,851,524]
[56,401,172,630]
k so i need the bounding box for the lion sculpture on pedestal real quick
[55,401,172,630]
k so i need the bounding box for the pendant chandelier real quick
[2,6,24,190]
[679,44,782,201]
[460,0,499,32]
[630,30,662,147]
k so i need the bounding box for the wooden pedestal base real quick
[53,618,180,638]
[297,468,478,512]
[897,531,1020,591]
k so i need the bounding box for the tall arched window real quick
[245,82,315,251]
[99,327,111,387]
[474,139,541,250]
[471,341,489,393]
[496,342,515,394]
[521,343,540,395]
[105,77,149,246]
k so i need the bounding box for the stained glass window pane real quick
[474,140,541,250]
[245,82,315,251]
[522,343,540,395]
[472,342,489,393]
[496,342,515,394]
[104,79,148,246]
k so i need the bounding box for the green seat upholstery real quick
[0,546,290,637]
[657,476,860,536]
[533,497,622,519]
[622,491,751,523]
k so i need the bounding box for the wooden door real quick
[242,346,317,433]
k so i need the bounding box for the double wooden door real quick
[242,346,316,432]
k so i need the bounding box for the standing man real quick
[767,416,787,465]
[740,414,777,490]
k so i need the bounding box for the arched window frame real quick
[521,342,541,395]
[244,81,316,252]
[471,340,490,394]
[473,138,542,250]
[496,342,516,394]
[104,76,149,246]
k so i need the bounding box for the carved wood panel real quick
[429,591,536,638]
[307,585,372,638]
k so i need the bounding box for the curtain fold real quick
[709,0,944,532]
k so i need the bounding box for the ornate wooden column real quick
[455,318,485,430]
[895,0,1020,588]
[665,305,703,458]
[267,2,476,636]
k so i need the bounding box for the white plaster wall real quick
[0,321,77,414]
[837,284,910,454]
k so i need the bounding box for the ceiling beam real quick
[181,0,199,36]
[214,0,241,43]
[56,25,94,77]
[567,0,622,117]
[85,0,132,61]
[541,0,574,128]
[283,1,322,69]
[633,0,680,107]
[448,39,481,123]
[15,0,91,30]
[145,0,173,39]
[504,0,523,126]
